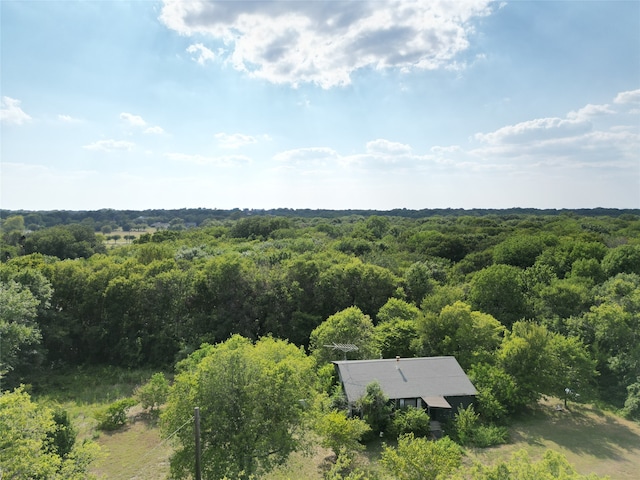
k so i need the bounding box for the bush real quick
[389,406,430,438]
[135,372,169,415]
[95,397,137,431]
[453,404,508,447]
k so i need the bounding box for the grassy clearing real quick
[466,398,640,479]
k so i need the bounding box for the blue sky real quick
[1,0,639,211]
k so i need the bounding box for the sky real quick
[1,0,639,211]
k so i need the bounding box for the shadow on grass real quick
[509,402,640,460]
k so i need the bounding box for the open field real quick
[32,369,640,479]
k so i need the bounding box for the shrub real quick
[389,406,430,438]
[135,372,169,415]
[453,404,508,447]
[95,397,137,431]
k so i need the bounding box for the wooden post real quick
[194,407,202,480]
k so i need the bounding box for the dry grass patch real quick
[467,398,640,479]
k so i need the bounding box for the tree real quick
[380,434,463,480]
[309,307,380,365]
[313,409,371,457]
[499,321,596,408]
[135,372,170,415]
[161,335,316,480]
[357,381,392,439]
[0,280,42,386]
[416,301,505,369]
[602,244,640,277]
[0,386,101,479]
[469,264,528,327]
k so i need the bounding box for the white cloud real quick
[120,112,147,127]
[83,139,135,152]
[614,89,640,105]
[214,132,257,149]
[471,94,639,168]
[144,126,165,135]
[58,114,82,123]
[187,43,216,65]
[567,104,614,122]
[474,117,592,145]
[160,0,495,88]
[366,139,412,155]
[165,152,251,167]
[1,96,32,125]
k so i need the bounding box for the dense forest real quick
[2,209,640,478]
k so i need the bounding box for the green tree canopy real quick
[161,335,316,480]
[309,306,380,364]
[0,386,101,479]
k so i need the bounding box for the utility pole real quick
[194,407,202,480]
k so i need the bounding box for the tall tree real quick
[309,306,380,365]
[161,335,316,480]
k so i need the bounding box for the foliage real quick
[313,410,371,457]
[467,363,519,421]
[0,280,43,386]
[94,397,137,430]
[469,264,528,327]
[389,406,430,438]
[324,448,374,480]
[310,306,380,364]
[454,449,608,479]
[453,404,508,447]
[0,386,101,479]
[135,372,170,415]
[499,321,597,408]
[416,301,504,369]
[380,434,463,480]
[23,224,106,259]
[357,381,393,439]
[161,335,317,480]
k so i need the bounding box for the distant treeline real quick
[2,207,639,232]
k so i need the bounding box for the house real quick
[332,356,477,422]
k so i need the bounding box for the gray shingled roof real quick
[333,356,477,404]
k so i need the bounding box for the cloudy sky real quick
[1,0,639,211]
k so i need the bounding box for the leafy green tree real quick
[380,434,463,480]
[23,224,106,259]
[135,372,170,415]
[0,280,42,386]
[468,363,519,422]
[376,298,420,323]
[313,410,371,457]
[499,321,596,407]
[602,244,640,277]
[374,318,419,359]
[310,307,380,365]
[416,301,505,369]
[161,335,316,480]
[404,262,441,305]
[0,386,101,479]
[420,284,466,315]
[315,259,399,319]
[469,264,528,327]
[357,381,392,439]
[493,235,546,268]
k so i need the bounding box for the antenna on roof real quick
[324,343,358,360]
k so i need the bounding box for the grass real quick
[32,370,640,480]
[466,398,640,479]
